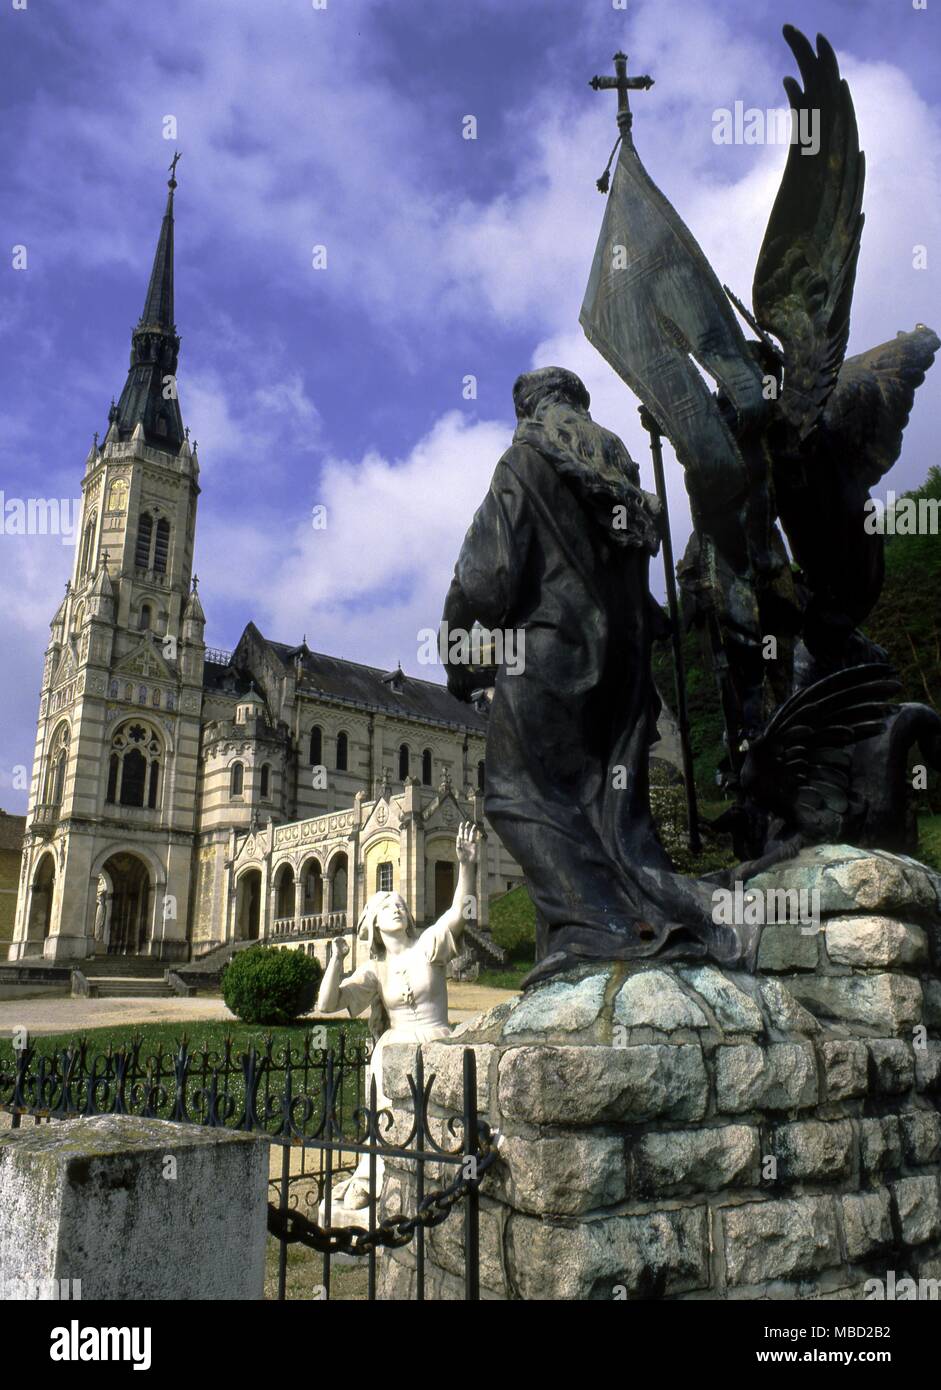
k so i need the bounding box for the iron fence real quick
[0,1030,492,1301]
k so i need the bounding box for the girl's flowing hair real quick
[355,893,420,1041]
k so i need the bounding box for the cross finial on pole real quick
[589,51,654,137]
[168,150,182,190]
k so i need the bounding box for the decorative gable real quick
[361,793,402,838]
[114,637,175,681]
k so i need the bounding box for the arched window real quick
[153,518,170,574]
[121,748,147,806]
[398,743,410,781]
[106,478,128,512]
[230,762,244,797]
[477,759,485,793]
[274,865,296,920]
[44,724,70,806]
[139,603,152,631]
[79,514,97,577]
[377,861,393,893]
[309,726,322,766]
[134,512,153,569]
[336,731,348,772]
[421,748,433,785]
[71,602,84,636]
[50,751,66,805]
[260,763,270,799]
[105,721,162,810]
[302,860,324,914]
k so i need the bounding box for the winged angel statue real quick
[581,25,939,863]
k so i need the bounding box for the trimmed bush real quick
[221,945,322,1025]
[490,886,536,963]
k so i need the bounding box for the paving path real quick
[0,983,517,1038]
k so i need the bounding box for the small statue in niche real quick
[316,820,479,1211]
[93,878,110,952]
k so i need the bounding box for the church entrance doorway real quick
[434,860,455,919]
[236,869,262,941]
[101,852,152,955]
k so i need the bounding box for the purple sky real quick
[1,0,938,812]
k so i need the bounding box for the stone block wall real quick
[378,846,941,1300]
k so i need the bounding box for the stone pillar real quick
[0,1115,269,1301]
[378,846,941,1300]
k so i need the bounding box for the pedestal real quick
[378,845,941,1300]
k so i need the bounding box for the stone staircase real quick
[72,958,178,999]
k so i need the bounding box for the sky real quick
[0,0,938,812]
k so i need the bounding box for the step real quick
[83,959,169,978]
[92,981,177,999]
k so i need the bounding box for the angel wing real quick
[752,26,865,441]
[818,326,941,489]
[740,664,900,827]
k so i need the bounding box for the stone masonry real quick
[377,846,941,1300]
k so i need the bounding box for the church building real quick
[7,169,519,970]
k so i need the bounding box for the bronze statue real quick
[581,25,939,858]
[442,27,938,976]
[442,367,757,980]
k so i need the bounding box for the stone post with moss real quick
[0,1115,269,1300]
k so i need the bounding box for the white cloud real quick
[238,410,511,669]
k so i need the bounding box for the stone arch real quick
[97,849,154,955]
[25,850,57,949]
[89,840,167,891]
[105,719,164,810]
[326,850,349,913]
[299,855,324,915]
[425,832,459,920]
[273,861,296,921]
[43,719,71,807]
[235,867,262,941]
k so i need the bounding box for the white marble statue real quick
[93,879,110,951]
[317,820,480,1210]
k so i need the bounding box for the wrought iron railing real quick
[0,1031,492,1301]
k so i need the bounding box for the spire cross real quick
[589,51,654,134]
[168,150,182,189]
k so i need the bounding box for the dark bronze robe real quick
[443,439,741,967]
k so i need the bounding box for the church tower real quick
[10,159,205,963]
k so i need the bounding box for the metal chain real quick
[267,1142,497,1256]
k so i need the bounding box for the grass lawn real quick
[478,961,530,990]
[0,1016,368,1065]
[265,1237,369,1301]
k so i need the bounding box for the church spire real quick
[111,154,185,452]
[139,154,178,332]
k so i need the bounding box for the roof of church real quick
[264,638,488,733]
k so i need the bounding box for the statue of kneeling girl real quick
[316,821,480,1211]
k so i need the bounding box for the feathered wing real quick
[743,664,900,820]
[752,26,865,440]
[818,326,941,489]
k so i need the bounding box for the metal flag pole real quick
[639,407,702,855]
